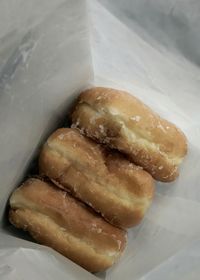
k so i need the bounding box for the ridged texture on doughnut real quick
[39,128,154,228]
[71,87,187,182]
[9,178,126,272]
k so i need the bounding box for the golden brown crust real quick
[39,128,154,228]
[9,178,126,272]
[71,87,187,182]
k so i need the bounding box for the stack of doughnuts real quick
[9,87,187,272]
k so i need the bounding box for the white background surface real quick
[0,0,200,279]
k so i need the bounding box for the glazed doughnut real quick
[39,128,154,228]
[71,87,187,182]
[9,178,126,272]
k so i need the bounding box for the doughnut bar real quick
[9,178,126,272]
[71,87,187,182]
[39,128,154,228]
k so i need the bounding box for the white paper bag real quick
[1,0,200,279]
